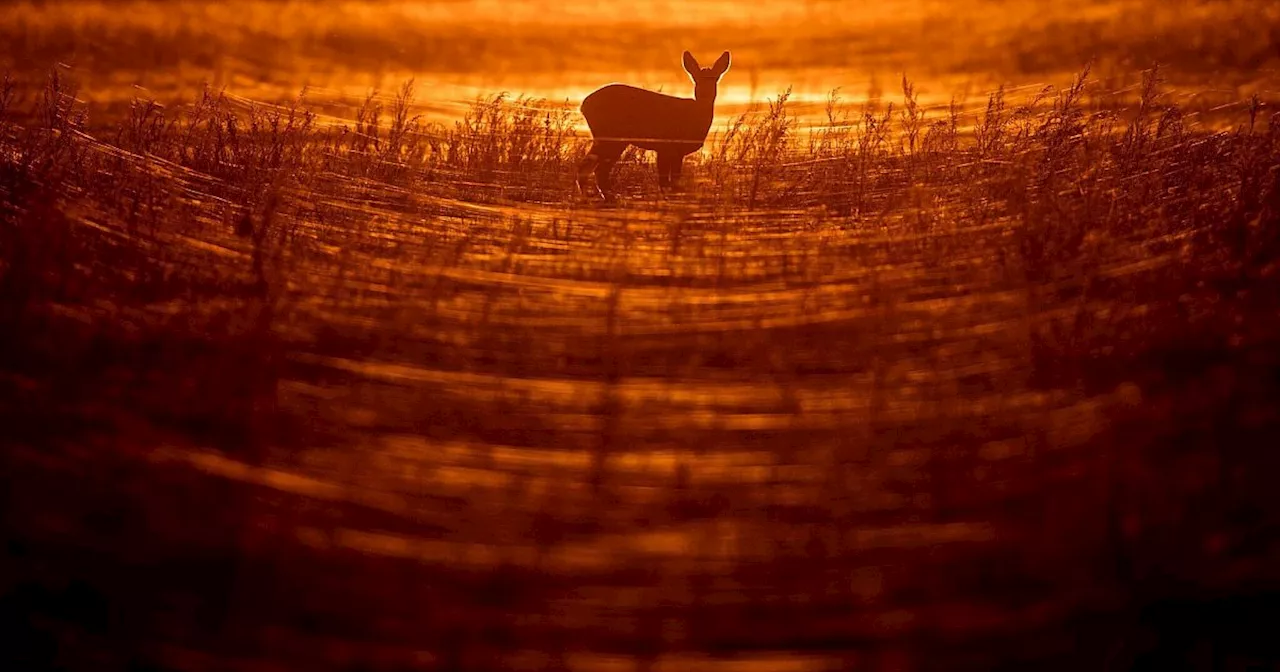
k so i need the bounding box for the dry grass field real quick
[3,1,1280,670]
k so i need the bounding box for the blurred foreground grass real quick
[2,59,1280,670]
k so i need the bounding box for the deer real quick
[576,51,731,200]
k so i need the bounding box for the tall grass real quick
[3,65,1280,670]
[444,92,579,201]
[2,64,1276,403]
[3,65,1278,440]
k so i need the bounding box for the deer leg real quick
[669,155,686,193]
[592,141,626,201]
[656,151,676,192]
[576,149,600,197]
[596,158,619,201]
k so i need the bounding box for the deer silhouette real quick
[577,51,731,200]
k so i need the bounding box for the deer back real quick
[581,84,714,148]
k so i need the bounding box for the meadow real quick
[3,1,1280,670]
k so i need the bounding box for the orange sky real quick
[3,0,1277,128]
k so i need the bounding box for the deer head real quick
[682,51,732,104]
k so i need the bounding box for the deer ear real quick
[682,51,701,76]
[711,51,731,76]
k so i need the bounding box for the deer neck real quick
[692,88,717,120]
